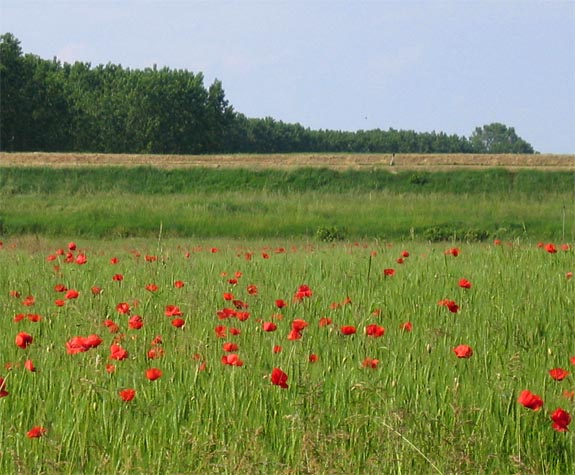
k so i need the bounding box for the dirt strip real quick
[0,152,573,171]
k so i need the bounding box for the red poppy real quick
[116,302,131,315]
[396,257,404,264]
[214,325,227,338]
[401,250,410,258]
[262,322,277,332]
[91,286,102,296]
[15,332,33,349]
[228,278,238,285]
[54,284,67,292]
[340,326,357,335]
[223,342,239,352]
[438,299,460,313]
[223,292,234,301]
[229,327,241,335]
[68,242,77,250]
[164,305,183,317]
[365,324,385,338]
[294,284,313,301]
[9,290,21,298]
[0,377,8,397]
[551,408,571,432]
[145,283,159,292]
[55,299,66,307]
[567,272,573,279]
[262,252,270,259]
[171,318,185,328]
[383,268,395,276]
[147,347,165,359]
[75,254,87,265]
[400,321,413,332]
[247,284,258,295]
[24,359,36,372]
[458,278,472,289]
[221,354,244,366]
[110,257,119,264]
[362,358,379,369]
[275,299,287,309]
[273,345,282,353]
[26,426,47,438]
[27,313,41,322]
[445,247,460,257]
[128,315,144,330]
[112,274,124,282]
[291,319,308,332]
[145,368,162,381]
[145,255,157,262]
[119,389,136,402]
[270,367,289,388]
[287,329,302,341]
[549,368,569,381]
[66,335,102,354]
[103,319,120,333]
[453,345,473,358]
[571,356,575,366]
[236,311,250,321]
[22,295,35,306]
[309,354,318,363]
[561,244,570,251]
[109,344,129,361]
[545,243,557,254]
[106,364,116,373]
[518,390,544,411]
[319,317,332,327]
[493,239,502,246]
[174,280,185,288]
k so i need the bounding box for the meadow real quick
[0,236,573,474]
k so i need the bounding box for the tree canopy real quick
[0,33,535,154]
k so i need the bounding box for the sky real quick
[1,0,574,154]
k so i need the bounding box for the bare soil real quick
[0,152,573,171]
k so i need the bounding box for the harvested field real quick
[0,152,573,170]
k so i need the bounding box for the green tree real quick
[470,123,535,153]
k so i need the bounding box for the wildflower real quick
[273,345,282,353]
[270,368,289,388]
[24,359,36,372]
[171,318,185,328]
[275,299,287,309]
[15,332,33,349]
[112,274,124,282]
[214,325,227,338]
[551,408,571,432]
[221,354,243,366]
[362,358,379,369]
[26,426,47,438]
[75,254,87,265]
[458,278,472,289]
[91,286,102,295]
[319,317,332,327]
[445,247,460,257]
[309,354,319,363]
[145,283,158,292]
[247,284,258,295]
[145,368,162,381]
[365,324,385,338]
[518,390,544,411]
[453,345,473,358]
[222,342,239,352]
[0,377,9,397]
[174,280,185,288]
[164,305,183,317]
[383,268,395,276]
[545,243,557,254]
[291,319,308,332]
[549,368,569,381]
[116,302,131,315]
[400,321,413,332]
[109,344,129,361]
[340,325,357,335]
[128,315,144,330]
[119,389,136,402]
[262,322,277,332]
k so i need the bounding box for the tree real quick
[470,123,535,153]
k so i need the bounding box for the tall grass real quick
[0,237,573,474]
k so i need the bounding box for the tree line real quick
[0,33,535,154]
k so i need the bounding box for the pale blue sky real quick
[1,0,574,153]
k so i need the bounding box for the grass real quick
[0,237,573,474]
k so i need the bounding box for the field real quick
[0,236,573,474]
[0,152,574,474]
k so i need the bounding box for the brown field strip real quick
[0,152,574,171]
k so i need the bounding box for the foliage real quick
[1,33,535,155]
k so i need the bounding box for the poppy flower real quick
[383,268,395,276]
[262,252,270,259]
[270,367,289,388]
[145,255,157,262]
[445,247,460,257]
[24,359,36,372]
[112,274,124,282]
[287,329,302,341]
[68,242,77,251]
[401,250,410,258]
[275,299,287,309]
[119,389,136,402]
[27,313,41,322]
[110,344,129,361]
[551,408,571,432]
[128,315,144,330]
[0,377,9,397]
[15,332,33,349]
[493,239,502,246]
[545,243,557,254]
[103,319,120,333]
[55,299,66,307]
[147,347,165,359]
[561,244,571,251]
[294,284,313,301]
[221,354,243,366]
[229,327,241,335]
[453,345,473,358]
[65,289,79,299]
[22,295,35,306]
[571,356,575,366]
[54,284,67,292]
[164,305,183,317]
[91,286,102,296]
[262,322,277,332]
[214,325,227,338]
[365,324,385,338]
[438,299,460,313]
[319,317,332,327]
[145,283,159,292]
[145,368,162,381]
[458,278,472,289]
[110,257,119,264]
[236,311,250,321]
[174,280,185,288]
[362,358,379,369]
[340,326,357,335]
[396,258,404,264]
[567,272,573,279]
[400,321,413,332]
[116,302,131,315]
[309,354,319,363]
[228,278,238,285]
[106,364,116,373]
[247,284,258,295]
[222,342,239,352]
[518,389,544,411]
[26,426,47,438]
[171,318,185,328]
[223,292,234,301]
[549,368,570,381]
[291,319,308,332]
[75,254,87,265]
[273,345,282,354]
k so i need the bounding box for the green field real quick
[0,237,573,474]
[1,166,574,241]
